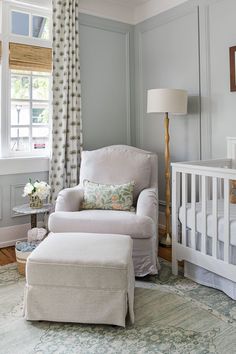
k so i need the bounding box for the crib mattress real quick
[179,200,236,246]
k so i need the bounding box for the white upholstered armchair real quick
[49,145,159,276]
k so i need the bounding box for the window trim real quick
[0,0,52,158]
[0,156,49,175]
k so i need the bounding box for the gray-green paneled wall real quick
[135,1,201,204]
[79,14,135,149]
[1,0,235,239]
[135,0,236,206]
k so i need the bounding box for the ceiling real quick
[107,0,149,6]
[79,0,187,24]
[14,0,187,24]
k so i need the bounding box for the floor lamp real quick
[147,88,188,247]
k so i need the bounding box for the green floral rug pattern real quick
[1,261,236,354]
[142,259,236,327]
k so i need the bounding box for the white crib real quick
[172,140,236,299]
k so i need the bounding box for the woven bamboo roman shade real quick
[9,43,52,72]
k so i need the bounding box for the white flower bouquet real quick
[23,179,51,208]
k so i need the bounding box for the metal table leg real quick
[31,214,37,228]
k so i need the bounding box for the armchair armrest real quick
[136,188,158,224]
[55,185,84,212]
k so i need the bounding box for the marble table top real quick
[13,203,53,215]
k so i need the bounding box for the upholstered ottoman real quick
[24,232,134,327]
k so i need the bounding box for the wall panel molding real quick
[135,30,144,148]
[135,1,200,149]
[0,172,47,243]
[125,31,131,145]
[10,184,26,218]
[79,13,133,147]
[198,2,212,159]
[198,0,236,159]
[134,1,201,203]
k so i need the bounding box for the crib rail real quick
[172,158,236,282]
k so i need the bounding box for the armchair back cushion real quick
[80,145,154,203]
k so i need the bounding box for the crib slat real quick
[172,169,180,275]
[199,175,202,202]
[182,173,187,247]
[201,176,207,254]
[224,179,230,263]
[191,174,196,249]
[172,170,180,242]
[212,177,218,258]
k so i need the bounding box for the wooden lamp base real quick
[160,112,172,248]
[159,233,172,247]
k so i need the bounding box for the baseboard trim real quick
[0,222,43,248]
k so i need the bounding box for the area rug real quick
[1,261,236,354]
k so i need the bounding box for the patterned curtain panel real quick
[50,0,82,204]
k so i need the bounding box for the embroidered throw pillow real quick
[82,180,134,211]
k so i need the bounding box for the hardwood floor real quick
[0,246,16,266]
[158,228,172,262]
[158,246,172,262]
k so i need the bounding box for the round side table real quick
[13,203,53,228]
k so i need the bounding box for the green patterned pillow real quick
[82,180,134,211]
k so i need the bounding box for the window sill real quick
[0,156,49,176]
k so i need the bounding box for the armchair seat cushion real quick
[49,210,155,239]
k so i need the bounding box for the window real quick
[11,11,50,40]
[32,15,49,39]
[0,1,52,158]
[11,11,30,36]
[10,70,50,153]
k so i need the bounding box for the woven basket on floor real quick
[15,248,32,276]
